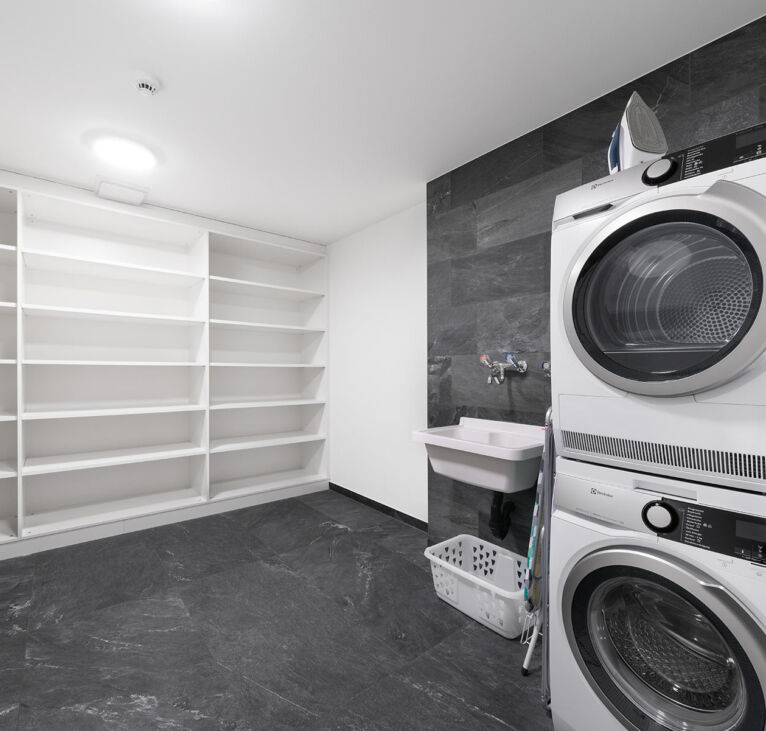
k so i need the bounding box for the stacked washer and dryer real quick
[549,123,766,731]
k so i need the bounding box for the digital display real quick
[735,126,766,149]
[735,520,766,543]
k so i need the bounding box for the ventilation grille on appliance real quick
[562,430,766,481]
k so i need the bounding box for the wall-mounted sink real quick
[413,418,544,493]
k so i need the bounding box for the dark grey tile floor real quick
[0,490,552,730]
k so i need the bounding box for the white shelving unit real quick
[208,232,328,501]
[0,188,18,542]
[0,184,328,557]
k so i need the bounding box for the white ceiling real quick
[0,1,764,244]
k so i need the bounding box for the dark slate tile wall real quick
[426,15,766,551]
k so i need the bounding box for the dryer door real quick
[562,547,766,731]
[564,180,766,396]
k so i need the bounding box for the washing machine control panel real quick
[645,120,766,187]
[649,498,766,565]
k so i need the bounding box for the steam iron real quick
[607,92,667,174]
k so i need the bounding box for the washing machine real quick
[551,122,766,492]
[549,456,766,731]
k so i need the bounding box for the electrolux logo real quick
[590,487,614,498]
[590,179,614,190]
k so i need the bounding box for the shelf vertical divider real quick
[202,231,211,501]
[15,191,23,538]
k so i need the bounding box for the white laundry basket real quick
[425,534,526,639]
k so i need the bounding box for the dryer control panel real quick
[644,120,766,187]
[646,498,766,565]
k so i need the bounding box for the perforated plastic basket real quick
[425,534,526,639]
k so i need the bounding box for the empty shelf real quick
[211,362,325,368]
[23,305,205,327]
[23,360,204,367]
[0,460,17,479]
[211,431,326,454]
[22,488,206,538]
[24,442,206,476]
[211,470,328,502]
[209,232,325,267]
[0,413,16,422]
[210,275,324,301]
[210,399,325,411]
[23,404,206,421]
[0,359,16,365]
[22,249,205,285]
[0,518,16,542]
[210,319,325,335]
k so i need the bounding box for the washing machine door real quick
[562,547,766,731]
[564,180,766,396]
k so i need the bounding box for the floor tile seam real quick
[25,583,190,639]
[171,553,377,666]
[393,668,519,730]
[260,550,433,681]
[384,620,475,684]
[387,625,547,728]
[296,495,405,532]
[266,556,414,662]
[270,538,439,633]
[343,618,476,708]
[206,658,321,722]
[270,537,473,664]
[332,652,519,731]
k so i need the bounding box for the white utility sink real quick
[413,417,544,493]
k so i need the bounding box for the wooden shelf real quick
[211,432,325,454]
[211,362,325,368]
[22,488,206,538]
[210,275,323,301]
[210,399,325,411]
[22,249,205,285]
[23,305,205,327]
[23,404,206,421]
[210,318,324,334]
[24,442,206,476]
[211,470,328,502]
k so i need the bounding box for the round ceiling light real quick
[91,136,157,171]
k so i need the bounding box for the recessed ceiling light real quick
[91,136,157,171]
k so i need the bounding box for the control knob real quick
[642,501,678,534]
[642,158,677,185]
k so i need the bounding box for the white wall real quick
[329,202,427,521]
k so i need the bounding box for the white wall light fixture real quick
[92,136,157,171]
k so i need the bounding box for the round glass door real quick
[571,210,763,385]
[568,566,766,731]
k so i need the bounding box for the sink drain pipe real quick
[488,491,514,540]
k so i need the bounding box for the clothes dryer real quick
[551,123,766,492]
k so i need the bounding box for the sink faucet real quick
[504,352,527,373]
[480,352,527,384]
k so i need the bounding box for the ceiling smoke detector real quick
[135,76,161,96]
